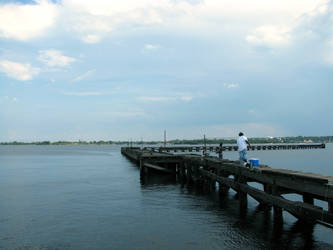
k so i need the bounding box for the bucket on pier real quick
[249,158,259,167]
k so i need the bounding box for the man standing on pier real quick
[237,132,251,166]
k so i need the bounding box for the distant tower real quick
[164,130,166,147]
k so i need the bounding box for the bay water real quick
[1,144,333,249]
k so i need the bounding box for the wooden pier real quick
[121,144,333,227]
[143,143,325,153]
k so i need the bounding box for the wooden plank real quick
[140,143,325,152]
[199,157,333,199]
[143,162,174,173]
[260,168,332,184]
[199,168,333,224]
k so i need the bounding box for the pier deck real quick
[121,145,333,227]
[143,143,325,153]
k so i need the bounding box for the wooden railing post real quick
[329,198,333,213]
[140,159,145,176]
[237,175,248,208]
[186,162,193,185]
[272,184,283,221]
[303,193,314,205]
[261,184,273,209]
[209,170,216,191]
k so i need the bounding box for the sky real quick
[0,0,332,142]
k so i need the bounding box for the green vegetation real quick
[0,136,332,145]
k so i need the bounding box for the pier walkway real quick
[121,144,333,227]
[143,143,325,153]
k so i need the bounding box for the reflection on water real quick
[140,173,177,186]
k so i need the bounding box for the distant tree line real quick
[1,136,332,145]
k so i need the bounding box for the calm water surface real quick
[0,144,333,249]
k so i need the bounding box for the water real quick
[0,144,333,250]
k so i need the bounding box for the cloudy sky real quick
[0,0,332,142]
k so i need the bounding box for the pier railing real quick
[143,143,325,153]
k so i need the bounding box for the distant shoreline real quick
[1,136,332,145]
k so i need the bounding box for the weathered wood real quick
[121,147,333,227]
[144,162,174,173]
[272,184,283,220]
[329,198,333,213]
[199,168,333,224]
[143,143,325,153]
[303,193,314,205]
[139,159,144,176]
[238,175,248,207]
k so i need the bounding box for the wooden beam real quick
[199,168,333,224]
[143,162,174,173]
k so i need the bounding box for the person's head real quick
[238,132,244,136]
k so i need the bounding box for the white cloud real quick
[82,34,102,44]
[66,14,112,43]
[246,25,291,47]
[180,96,193,102]
[0,0,323,44]
[0,60,40,81]
[61,0,320,23]
[144,44,160,50]
[0,0,58,40]
[64,91,103,96]
[0,96,18,103]
[244,1,331,49]
[305,0,330,17]
[224,83,239,88]
[71,70,96,83]
[295,1,333,65]
[38,49,76,67]
[62,0,170,19]
[325,39,333,64]
[60,0,167,43]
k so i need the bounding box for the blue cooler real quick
[249,158,259,167]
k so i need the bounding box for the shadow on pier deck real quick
[121,145,333,228]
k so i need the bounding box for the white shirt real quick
[237,136,248,151]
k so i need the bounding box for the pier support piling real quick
[329,198,333,213]
[272,185,283,221]
[140,159,145,176]
[237,175,248,208]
